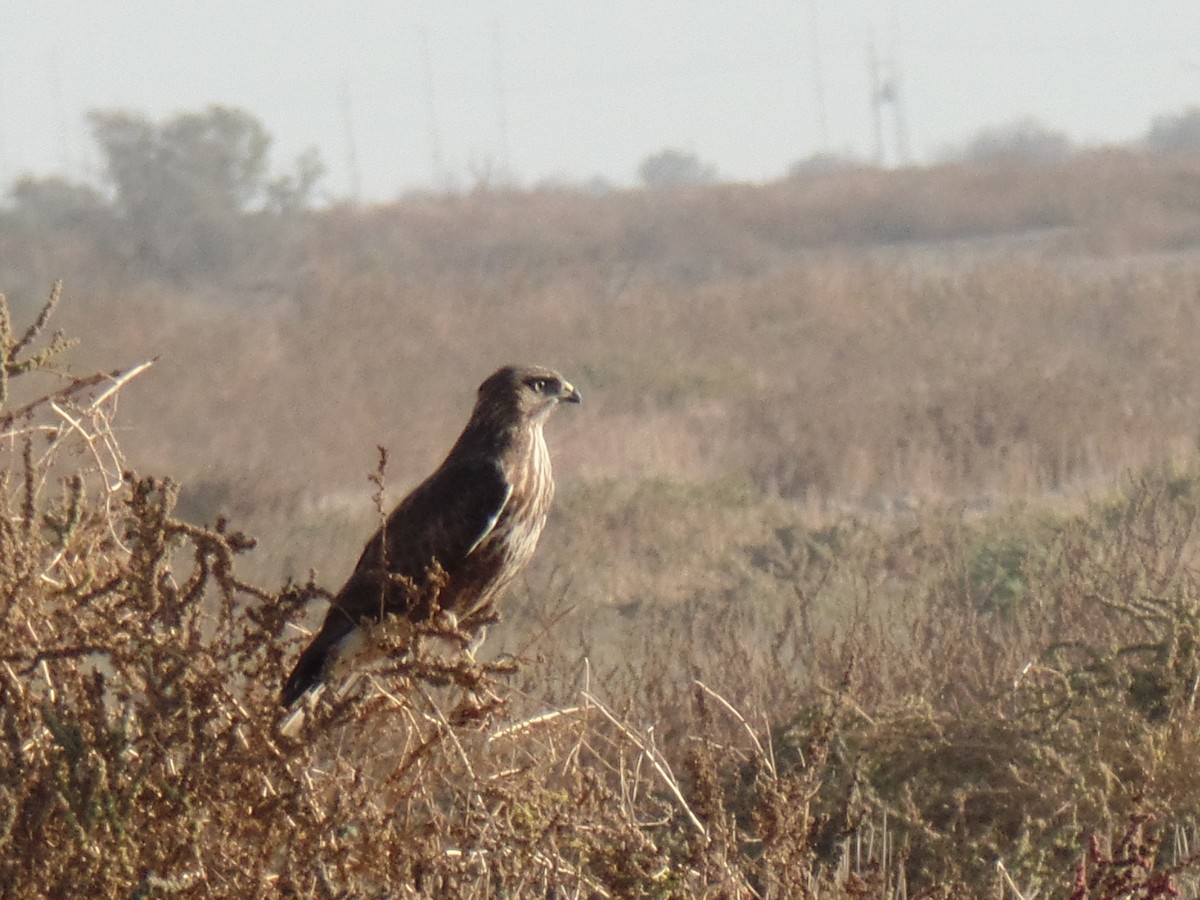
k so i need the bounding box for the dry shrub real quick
[777,472,1200,896]
[0,286,851,898]
[7,278,1200,898]
[541,472,1200,895]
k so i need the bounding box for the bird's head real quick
[477,364,581,425]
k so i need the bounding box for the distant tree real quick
[580,175,615,196]
[88,105,323,277]
[638,148,717,188]
[950,118,1074,164]
[1144,107,1200,154]
[531,174,614,196]
[787,151,860,178]
[264,147,327,214]
[7,176,111,232]
[90,106,268,215]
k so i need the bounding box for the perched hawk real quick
[281,364,580,708]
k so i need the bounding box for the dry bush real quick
[772,471,1200,895]
[510,473,1200,896]
[10,146,1200,896]
[0,287,862,897]
[6,285,1200,897]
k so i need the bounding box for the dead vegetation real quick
[6,152,1200,895]
[3,278,1200,897]
[13,150,1200,570]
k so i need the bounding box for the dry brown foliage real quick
[3,288,1200,897]
[6,152,1200,896]
[19,149,1200,570]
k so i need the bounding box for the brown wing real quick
[340,454,512,619]
[280,455,511,707]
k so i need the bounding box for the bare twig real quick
[694,679,776,779]
[581,689,707,838]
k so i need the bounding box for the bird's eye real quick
[529,378,549,394]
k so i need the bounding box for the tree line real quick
[5,106,324,281]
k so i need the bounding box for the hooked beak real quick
[561,381,582,404]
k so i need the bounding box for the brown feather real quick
[281,364,579,707]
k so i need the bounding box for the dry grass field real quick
[4,149,1200,896]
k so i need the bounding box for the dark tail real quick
[281,616,354,708]
[280,644,328,708]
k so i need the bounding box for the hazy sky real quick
[2,2,1199,201]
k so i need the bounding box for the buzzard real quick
[281,364,580,709]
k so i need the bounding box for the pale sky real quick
[2,2,1199,201]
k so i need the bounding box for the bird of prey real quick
[281,364,580,709]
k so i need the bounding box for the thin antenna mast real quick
[50,45,72,176]
[886,3,912,165]
[867,29,911,167]
[806,0,829,152]
[0,71,7,186]
[867,33,885,165]
[416,25,444,188]
[339,81,362,203]
[491,19,511,181]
